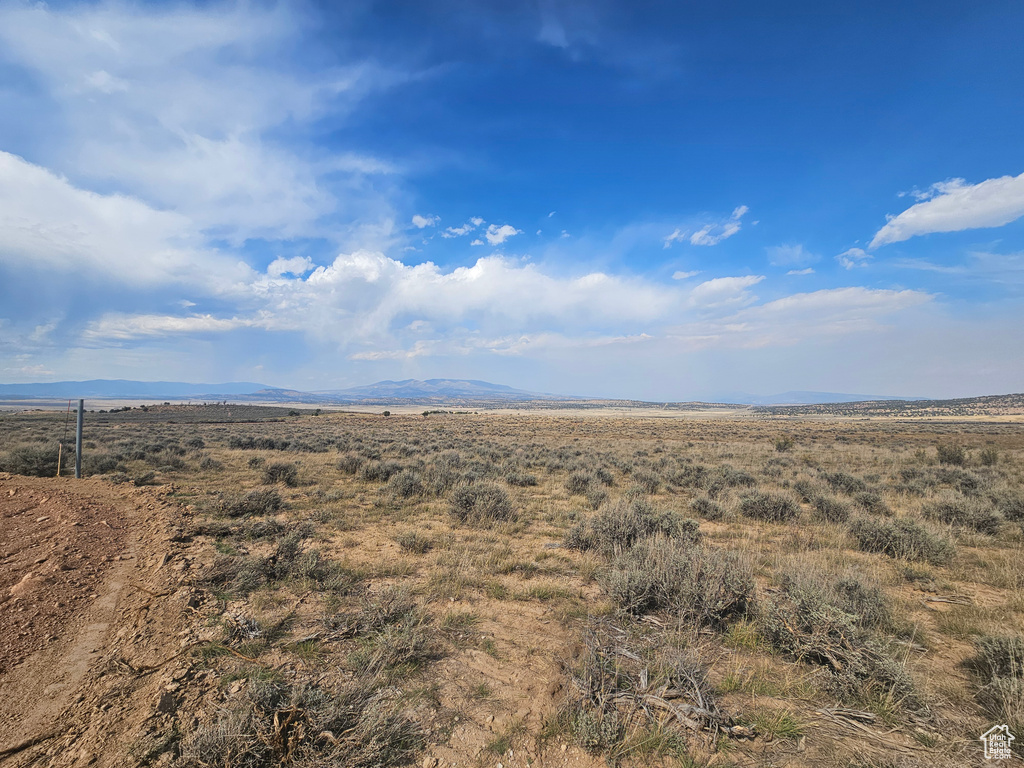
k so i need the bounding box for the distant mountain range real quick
[0,378,926,406]
[710,390,929,405]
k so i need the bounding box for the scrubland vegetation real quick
[1,404,1023,767]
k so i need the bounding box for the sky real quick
[1,0,1022,400]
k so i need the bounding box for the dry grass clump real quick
[179,676,422,768]
[969,636,1024,733]
[849,516,954,564]
[201,532,358,597]
[448,482,517,526]
[564,498,697,556]
[756,571,916,709]
[563,620,741,759]
[220,489,284,517]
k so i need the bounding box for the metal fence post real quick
[75,399,84,479]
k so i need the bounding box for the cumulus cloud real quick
[836,247,872,270]
[871,173,1024,247]
[442,218,484,238]
[672,270,700,280]
[267,256,315,278]
[411,214,439,228]
[484,224,523,246]
[664,205,748,248]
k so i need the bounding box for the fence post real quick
[75,399,84,479]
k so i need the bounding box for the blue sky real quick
[1,0,1022,399]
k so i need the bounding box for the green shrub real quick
[600,536,753,627]
[261,461,298,486]
[337,453,364,474]
[994,490,1024,522]
[979,447,1000,467]
[739,491,800,523]
[812,494,851,523]
[359,460,402,483]
[924,492,1002,534]
[819,471,868,494]
[936,442,967,466]
[564,498,697,556]
[448,483,517,526]
[690,495,725,521]
[0,444,65,477]
[384,469,423,498]
[854,490,891,516]
[849,517,954,564]
[565,470,595,495]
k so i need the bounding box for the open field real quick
[1,405,1023,767]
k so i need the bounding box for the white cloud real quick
[871,172,1024,247]
[787,268,815,275]
[668,287,933,351]
[664,205,748,248]
[485,224,522,246]
[0,151,249,289]
[442,219,484,238]
[768,243,817,267]
[672,270,700,280]
[82,313,250,341]
[0,1,403,246]
[470,238,484,246]
[411,214,439,228]
[836,247,872,270]
[688,275,764,309]
[267,256,315,278]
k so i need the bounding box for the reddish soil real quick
[0,480,128,674]
[0,474,198,767]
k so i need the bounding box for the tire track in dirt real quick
[0,475,198,767]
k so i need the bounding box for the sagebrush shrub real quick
[600,535,753,627]
[849,516,953,564]
[924,492,1002,534]
[448,483,517,526]
[739,491,800,523]
[564,498,697,556]
[262,461,298,486]
[813,494,851,523]
[936,442,967,466]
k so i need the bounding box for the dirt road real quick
[0,475,197,767]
